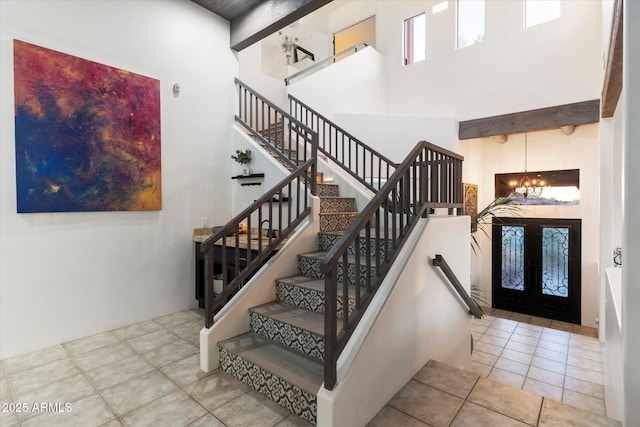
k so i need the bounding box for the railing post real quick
[204,248,215,328]
[324,268,338,390]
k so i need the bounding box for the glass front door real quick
[492,218,581,324]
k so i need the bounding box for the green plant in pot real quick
[231,149,252,175]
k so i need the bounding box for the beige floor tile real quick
[21,394,115,427]
[549,321,574,333]
[488,368,525,389]
[505,340,536,355]
[534,347,567,363]
[466,361,493,377]
[72,342,136,372]
[526,366,564,388]
[537,340,568,354]
[562,389,606,416]
[154,311,203,328]
[0,410,20,427]
[168,319,203,346]
[389,380,464,426]
[492,319,519,332]
[493,357,530,377]
[160,354,213,388]
[63,332,120,356]
[529,316,552,327]
[141,339,199,368]
[515,323,543,333]
[475,341,504,356]
[413,360,479,399]
[509,333,539,347]
[485,328,514,339]
[568,347,602,363]
[530,356,566,375]
[471,324,488,335]
[8,358,79,395]
[366,406,428,427]
[213,391,290,427]
[13,375,95,420]
[478,334,509,348]
[471,350,499,366]
[512,326,542,339]
[451,401,529,427]
[539,397,620,426]
[127,330,178,354]
[565,364,604,385]
[0,376,10,401]
[188,414,226,427]
[522,378,563,401]
[122,389,207,427]
[85,354,155,390]
[540,333,569,345]
[113,320,162,341]
[567,354,603,372]
[500,348,534,365]
[185,371,250,412]
[100,370,178,415]
[2,345,68,374]
[276,413,314,427]
[563,376,604,400]
[467,377,542,426]
[100,419,125,427]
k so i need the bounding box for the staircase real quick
[218,178,362,425]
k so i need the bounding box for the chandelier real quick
[509,133,546,198]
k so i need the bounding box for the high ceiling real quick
[190,0,263,21]
[190,0,333,51]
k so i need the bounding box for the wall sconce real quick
[172,83,181,97]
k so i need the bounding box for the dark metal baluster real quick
[342,252,349,332]
[324,269,338,390]
[204,247,214,328]
[355,233,361,308]
[365,222,372,295]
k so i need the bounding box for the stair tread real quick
[319,211,360,215]
[250,301,327,336]
[277,274,357,298]
[319,229,390,238]
[219,332,323,396]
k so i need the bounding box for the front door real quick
[492,217,581,324]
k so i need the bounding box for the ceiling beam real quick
[602,0,623,118]
[458,99,600,140]
[231,0,332,52]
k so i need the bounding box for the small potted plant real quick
[231,149,252,175]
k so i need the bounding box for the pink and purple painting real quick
[14,40,161,213]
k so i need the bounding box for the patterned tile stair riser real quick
[219,347,317,425]
[276,279,356,318]
[297,253,378,288]
[249,311,325,360]
[318,232,393,258]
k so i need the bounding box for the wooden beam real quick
[230,0,332,52]
[458,100,600,140]
[602,0,623,118]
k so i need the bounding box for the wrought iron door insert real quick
[492,217,581,324]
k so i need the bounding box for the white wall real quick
[288,47,386,119]
[332,114,458,162]
[472,125,601,327]
[376,0,602,119]
[317,216,472,427]
[0,0,238,359]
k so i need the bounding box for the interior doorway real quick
[492,217,582,324]
[333,16,375,61]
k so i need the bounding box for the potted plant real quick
[231,149,252,175]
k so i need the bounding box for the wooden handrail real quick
[432,254,484,319]
[289,95,398,193]
[201,80,318,328]
[320,140,464,390]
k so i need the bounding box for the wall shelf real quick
[231,173,264,179]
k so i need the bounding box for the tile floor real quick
[1,308,619,427]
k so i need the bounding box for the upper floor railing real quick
[289,95,397,193]
[320,141,464,390]
[285,42,369,86]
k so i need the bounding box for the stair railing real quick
[432,254,484,319]
[320,141,463,390]
[235,78,314,170]
[289,95,398,193]
[285,42,369,86]
[201,80,318,329]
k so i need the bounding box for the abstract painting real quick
[14,40,161,212]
